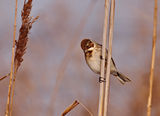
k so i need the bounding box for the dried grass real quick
[61,100,79,116]
[98,0,110,115]
[5,0,18,115]
[103,0,115,116]
[14,0,39,72]
[98,0,115,115]
[61,100,93,116]
[0,73,10,81]
[147,0,158,116]
[5,0,39,116]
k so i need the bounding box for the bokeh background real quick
[0,0,160,116]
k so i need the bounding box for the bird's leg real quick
[99,77,106,83]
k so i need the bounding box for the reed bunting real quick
[81,39,131,84]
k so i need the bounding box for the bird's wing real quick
[98,43,117,68]
[111,57,117,68]
[100,55,117,69]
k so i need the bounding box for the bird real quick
[81,38,131,84]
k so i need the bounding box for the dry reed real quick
[147,0,158,116]
[5,0,18,115]
[98,0,110,116]
[5,0,39,116]
[0,73,10,81]
[61,100,79,116]
[61,100,93,116]
[103,0,115,116]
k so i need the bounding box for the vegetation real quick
[0,0,158,116]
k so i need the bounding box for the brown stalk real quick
[3,0,39,116]
[5,0,18,115]
[98,0,110,115]
[103,0,115,116]
[61,100,79,116]
[147,0,158,116]
[0,15,39,82]
[0,73,10,81]
[9,0,39,115]
[61,100,93,116]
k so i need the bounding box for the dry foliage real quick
[103,0,115,116]
[0,0,159,116]
[147,0,158,115]
[5,0,39,116]
[98,0,110,115]
[61,100,79,116]
[61,100,93,116]
[14,0,39,72]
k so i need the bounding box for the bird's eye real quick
[86,45,89,48]
[86,43,90,48]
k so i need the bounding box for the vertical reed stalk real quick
[4,0,38,115]
[9,0,38,115]
[147,0,158,116]
[98,0,110,116]
[10,69,17,116]
[103,0,115,115]
[5,0,18,116]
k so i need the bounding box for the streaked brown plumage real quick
[81,39,131,84]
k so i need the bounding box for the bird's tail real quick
[114,71,131,84]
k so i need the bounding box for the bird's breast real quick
[86,50,101,74]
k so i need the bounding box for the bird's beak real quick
[84,47,94,53]
[88,47,94,51]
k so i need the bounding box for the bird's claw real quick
[99,77,106,83]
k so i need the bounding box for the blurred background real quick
[0,0,160,116]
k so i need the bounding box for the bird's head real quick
[81,39,94,53]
